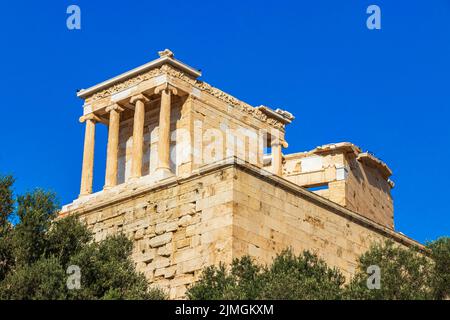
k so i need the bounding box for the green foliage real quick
[187,249,345,300]
[186,256,262,300]
[345,241,433,300]
[0,175,14,231]
[67,234,164,300]
[186,264,236,300]
[0,175,15,281]
[0,256,66,300]
[260,250,345,299]
[12,189,58,267]
[45,215,92,267]
[427,237,450,299]
[189,240,450,300]
[0,175,165,300]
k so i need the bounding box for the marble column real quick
[155,84,177,176]
[79,113,100,196]
[130,94,148,179]
[104,104,124,188]
[271,137,283,176]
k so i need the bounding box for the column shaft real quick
[157,89,172,171]
[80,118,96,196]
[271,142,283,176]
[104,107,121,188]
[131,99,146,178]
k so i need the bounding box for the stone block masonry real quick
[61,159,422,299]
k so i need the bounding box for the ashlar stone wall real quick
[64,160,419,299]
[73,164,236,299]
[232,166,404,279]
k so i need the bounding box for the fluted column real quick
[104,104,124,188]
[271,137,283,176]
[79,113,100,196]
[130,94,148,179]
[155,83,177,176]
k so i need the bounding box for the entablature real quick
[77,50,294,131]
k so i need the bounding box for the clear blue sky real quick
[0,1,448,243]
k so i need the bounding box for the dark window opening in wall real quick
[306,184,329,192]
[263,134,271,155]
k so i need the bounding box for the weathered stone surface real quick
[157,244,172,257]
[149,233,173,248]
[282,142,394,228]
[153,257,170,269]
[155,222,167,235]
[166,221,179,232]
[179,215,192,227]
[61,162,422,299]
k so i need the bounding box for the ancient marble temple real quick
[60,50,421,298]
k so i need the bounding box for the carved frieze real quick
[87,64,286,130]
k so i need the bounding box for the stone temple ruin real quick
[60,50,420,298]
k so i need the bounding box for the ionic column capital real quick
[154,83,178,96]
[105,104,125,113]
[130,94,149,105]
[271,138,288,148]
[79,113,101,123]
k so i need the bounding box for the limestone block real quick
[185,224,198,237]
[170,274,195,287]
[195,190,233,211]
[191,235,200,247]
[136,262,146,272]
[166,221,179,232]
[173,228,187,242]
[145,225,156,236]
[164,266,177,279]
[178,202,196,216]
[149,232,173,248]
[157,244,172,257]
[173,248,199,264]
[178,214,192,227]
[153,257,170,269]
[138,239,148,252]
[140,249,156,263]
[144,270,154,282]
[176,238,190,249]
[178,257,205,274]
[134,228,144,240]
[170,285,187,299]
[155,222,167,235]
